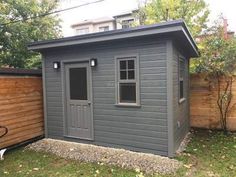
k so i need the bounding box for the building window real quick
[99,26,109,32]
[76,28,89,35]
[116,56,140,106]
[179,57,185,102]
[121,19,134,29]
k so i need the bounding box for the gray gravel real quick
[176,132,192,154]
[26,138,182,175]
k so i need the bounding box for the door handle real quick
[88,102,91,105]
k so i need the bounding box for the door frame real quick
[61,59,94,140]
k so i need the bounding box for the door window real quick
[69,67,87,100]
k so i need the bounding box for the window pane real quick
[120,71,127,80]
[120,60,127,70]
[128,60,134,69]
[119,83,136,103]
[76,28,89,35]
[179,59,184,78]
[179,80,184,99]
[128,70,135,79]
[121,19,134,29]
[99,26,109,32]
[179,58,184,100]
[69,67,87,100]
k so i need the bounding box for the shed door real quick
[65,63,93,140]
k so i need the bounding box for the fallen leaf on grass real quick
[33,168,39,171]
[95,170,100,174]
[136,172,145,177]
[221,155,225,159]
[184,164,193,169]
[207,171,220,177]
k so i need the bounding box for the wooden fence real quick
[0,69,44,149]
[190,74,236,131]
[1,70,236,149]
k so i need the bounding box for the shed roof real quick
[28,20,199,57]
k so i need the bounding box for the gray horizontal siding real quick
[172,44,190,152]
[44,36,168,155]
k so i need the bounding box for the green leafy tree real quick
[135,0,210,37]
[0,0,61,68]
[193,19,236,133]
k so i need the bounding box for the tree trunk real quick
[216,75,233,134]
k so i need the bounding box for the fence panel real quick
[190,74,236,131]
[0,75,44,148]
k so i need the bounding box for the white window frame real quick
[179,57,186,103]
[121,19,134,29]
[99,26,109,32]
[115,55,140,107]
[75,27,89,35]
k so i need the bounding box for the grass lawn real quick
[175,130,236,177]
[0,130,235,177]
[0,148,138,177]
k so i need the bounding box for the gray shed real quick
[28,20,199,157]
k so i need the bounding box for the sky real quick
[58,0,236,37]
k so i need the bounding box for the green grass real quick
[0,130,236,177]
[0,149,140,177]
[174,130,236,177]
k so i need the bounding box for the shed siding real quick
[172,44,190,152]
[43,37,168,155]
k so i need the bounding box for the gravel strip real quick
[26,138,182,175]
[176,132,192,154]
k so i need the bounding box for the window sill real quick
[114,103,141,108]
[179,98,186,104]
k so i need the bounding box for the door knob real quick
[88,102,91,105]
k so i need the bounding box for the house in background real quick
[196,18,235,42]
[71,17,115,35]
[71,10,139,35]
[28,20,199,157]
[113,9,139,29]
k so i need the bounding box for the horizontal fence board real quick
[190,74,236,131]
[1,130,43,148]
[0,76,44,149]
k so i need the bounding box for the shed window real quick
[179,57,185,102]
[116,56,139,105]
